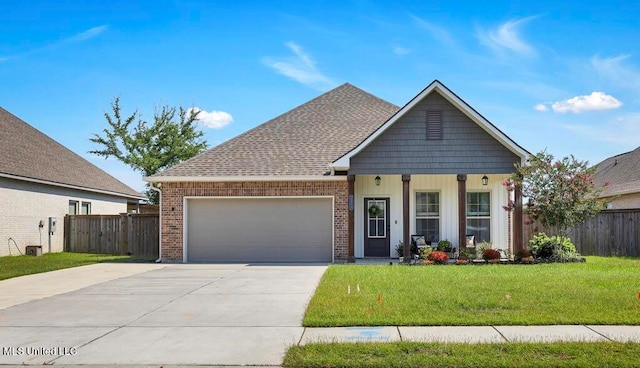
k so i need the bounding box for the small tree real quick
[504,151,607,253]
[90,97,208,203]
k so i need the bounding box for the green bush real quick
[418,246,432,259]
[396,241,418,257]
[529,233,577,259]
[437,240,453,251]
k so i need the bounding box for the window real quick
[367,200,386,238]
[68,200,78,215]
[426,111,442,140]
[81,202,91,215]
[467,192,490,243]
[416,192,439,243]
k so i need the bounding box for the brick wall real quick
[160,181,349,262]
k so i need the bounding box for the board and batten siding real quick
[349,91,520,175]
[354,174,512,257]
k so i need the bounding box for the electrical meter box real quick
[49,217,57,233]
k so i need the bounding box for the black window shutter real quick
[426,111,442,140]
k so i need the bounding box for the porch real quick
[346,174,523,262]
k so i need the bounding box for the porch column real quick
[457,174,467,252]
[513,182,524,252]
[347,175,356,263]
[402,174,411,263]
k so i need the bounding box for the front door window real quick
[367,200,386,238]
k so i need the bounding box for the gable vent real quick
[426,111,442,140]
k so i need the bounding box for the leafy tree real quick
[504,151,607,250]
[90,97,208,203]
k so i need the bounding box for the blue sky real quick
[2,0,639,192]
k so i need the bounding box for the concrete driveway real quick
[0,262,327,366]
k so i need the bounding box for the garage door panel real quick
[187,198,332,262]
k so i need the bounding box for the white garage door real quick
[186,197,333,262]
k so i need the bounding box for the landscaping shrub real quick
[482,248,501,261]
[418,246,432,259]
[514,248,532,261]
[395,241,418,257]
[427,250,449,264]
[529,233,577,259]
[437,240,453,251]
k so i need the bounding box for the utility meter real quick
[49,217,57,234]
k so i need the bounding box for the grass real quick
[0,252,133,281]
[284,342,640,368]
[304,257,640,326]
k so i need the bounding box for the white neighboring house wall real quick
[0,177,129,256]
[354,174,512,258]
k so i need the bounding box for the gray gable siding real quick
[349,91,520,175]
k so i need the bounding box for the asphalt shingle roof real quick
[594,146,640,197]
[0,107,144,199]
[152,83,400,178]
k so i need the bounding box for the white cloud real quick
[188,107,233,129]
[262,42,337,90]
[0,25,108,62]
[534,104,548,112]
[67,25,108,43]
[550,92,622,113]
[409,14,454,45]
[563,113,640,146]
[392,45,410,55]
[591,54,640,89]
[477,16,538,56]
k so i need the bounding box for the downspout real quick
[148,183,162,263]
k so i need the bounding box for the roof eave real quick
[0,173,146,201]
[145,175,346,183]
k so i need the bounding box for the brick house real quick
[0,108,145,256]
[146,80,529,263]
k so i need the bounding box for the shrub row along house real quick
[0,108,145,256]
[146,80,530,263]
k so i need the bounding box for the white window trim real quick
[466,191,492,242]
[414,190,441,243]
[69,200,79,215]
[367,199,387,239]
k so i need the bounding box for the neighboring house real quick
[146,80,529,263]
[0,108,146,256]
[594,146,640,209]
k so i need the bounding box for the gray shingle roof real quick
[0,107,145,200]
[594,146,640,197]
[151,83,400,178]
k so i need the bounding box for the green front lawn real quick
[0,253,133,281]
[304,257,640,326]
[284,342,640,368]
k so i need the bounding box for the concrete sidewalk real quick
[300,325,640,344]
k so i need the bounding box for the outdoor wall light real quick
[375,175,381,186]
[482,175,489,186]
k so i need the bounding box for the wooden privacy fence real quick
[523,209,640,257]
[64,214,159,259]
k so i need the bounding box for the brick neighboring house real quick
[594,146,640,209]
[0,108,146,256]
[146,80,529,263]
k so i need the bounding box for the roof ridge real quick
[152,83,399,178]
[0,107,144,199]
